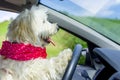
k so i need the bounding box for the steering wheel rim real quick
[62,44,82,80]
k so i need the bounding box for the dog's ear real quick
[6,9,37,44]
[31,5,48,15]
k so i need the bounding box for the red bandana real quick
[0,41,47,61]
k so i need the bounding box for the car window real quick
[0,10,87,59]
[40,0,120,45]
[46,29,87,58]
[0,10,18,46]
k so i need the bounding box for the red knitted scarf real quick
[0,41,47,61]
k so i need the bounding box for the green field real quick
[62,10,120,44]
[70,16,120,44]
[0,21,10,46]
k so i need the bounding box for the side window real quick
[46,29,87,64]
[0,10,18,46]
[46,29,87,57]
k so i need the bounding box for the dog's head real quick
[6,5,58,47]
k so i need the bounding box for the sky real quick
[70,0,110,14]
[0,10,18,22]
[0,0,120,22]
[41,0,120,19]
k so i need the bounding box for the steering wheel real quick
[62,44,82,80]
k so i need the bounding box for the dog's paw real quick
[59,48,72,60]
[48,48,73,79]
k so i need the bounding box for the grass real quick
[0,20,10,46]
[70,15,120,44]
[46,30,67,58]
[46,29,87,58]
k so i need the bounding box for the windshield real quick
[40,0,120,45]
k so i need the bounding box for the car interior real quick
[0,0,120,80]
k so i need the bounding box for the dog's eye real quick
[43,20,45,23]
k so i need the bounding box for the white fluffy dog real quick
[0,5,72,80]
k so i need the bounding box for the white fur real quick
[0,5,72,80]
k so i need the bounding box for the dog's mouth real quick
[43,37,55,46]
